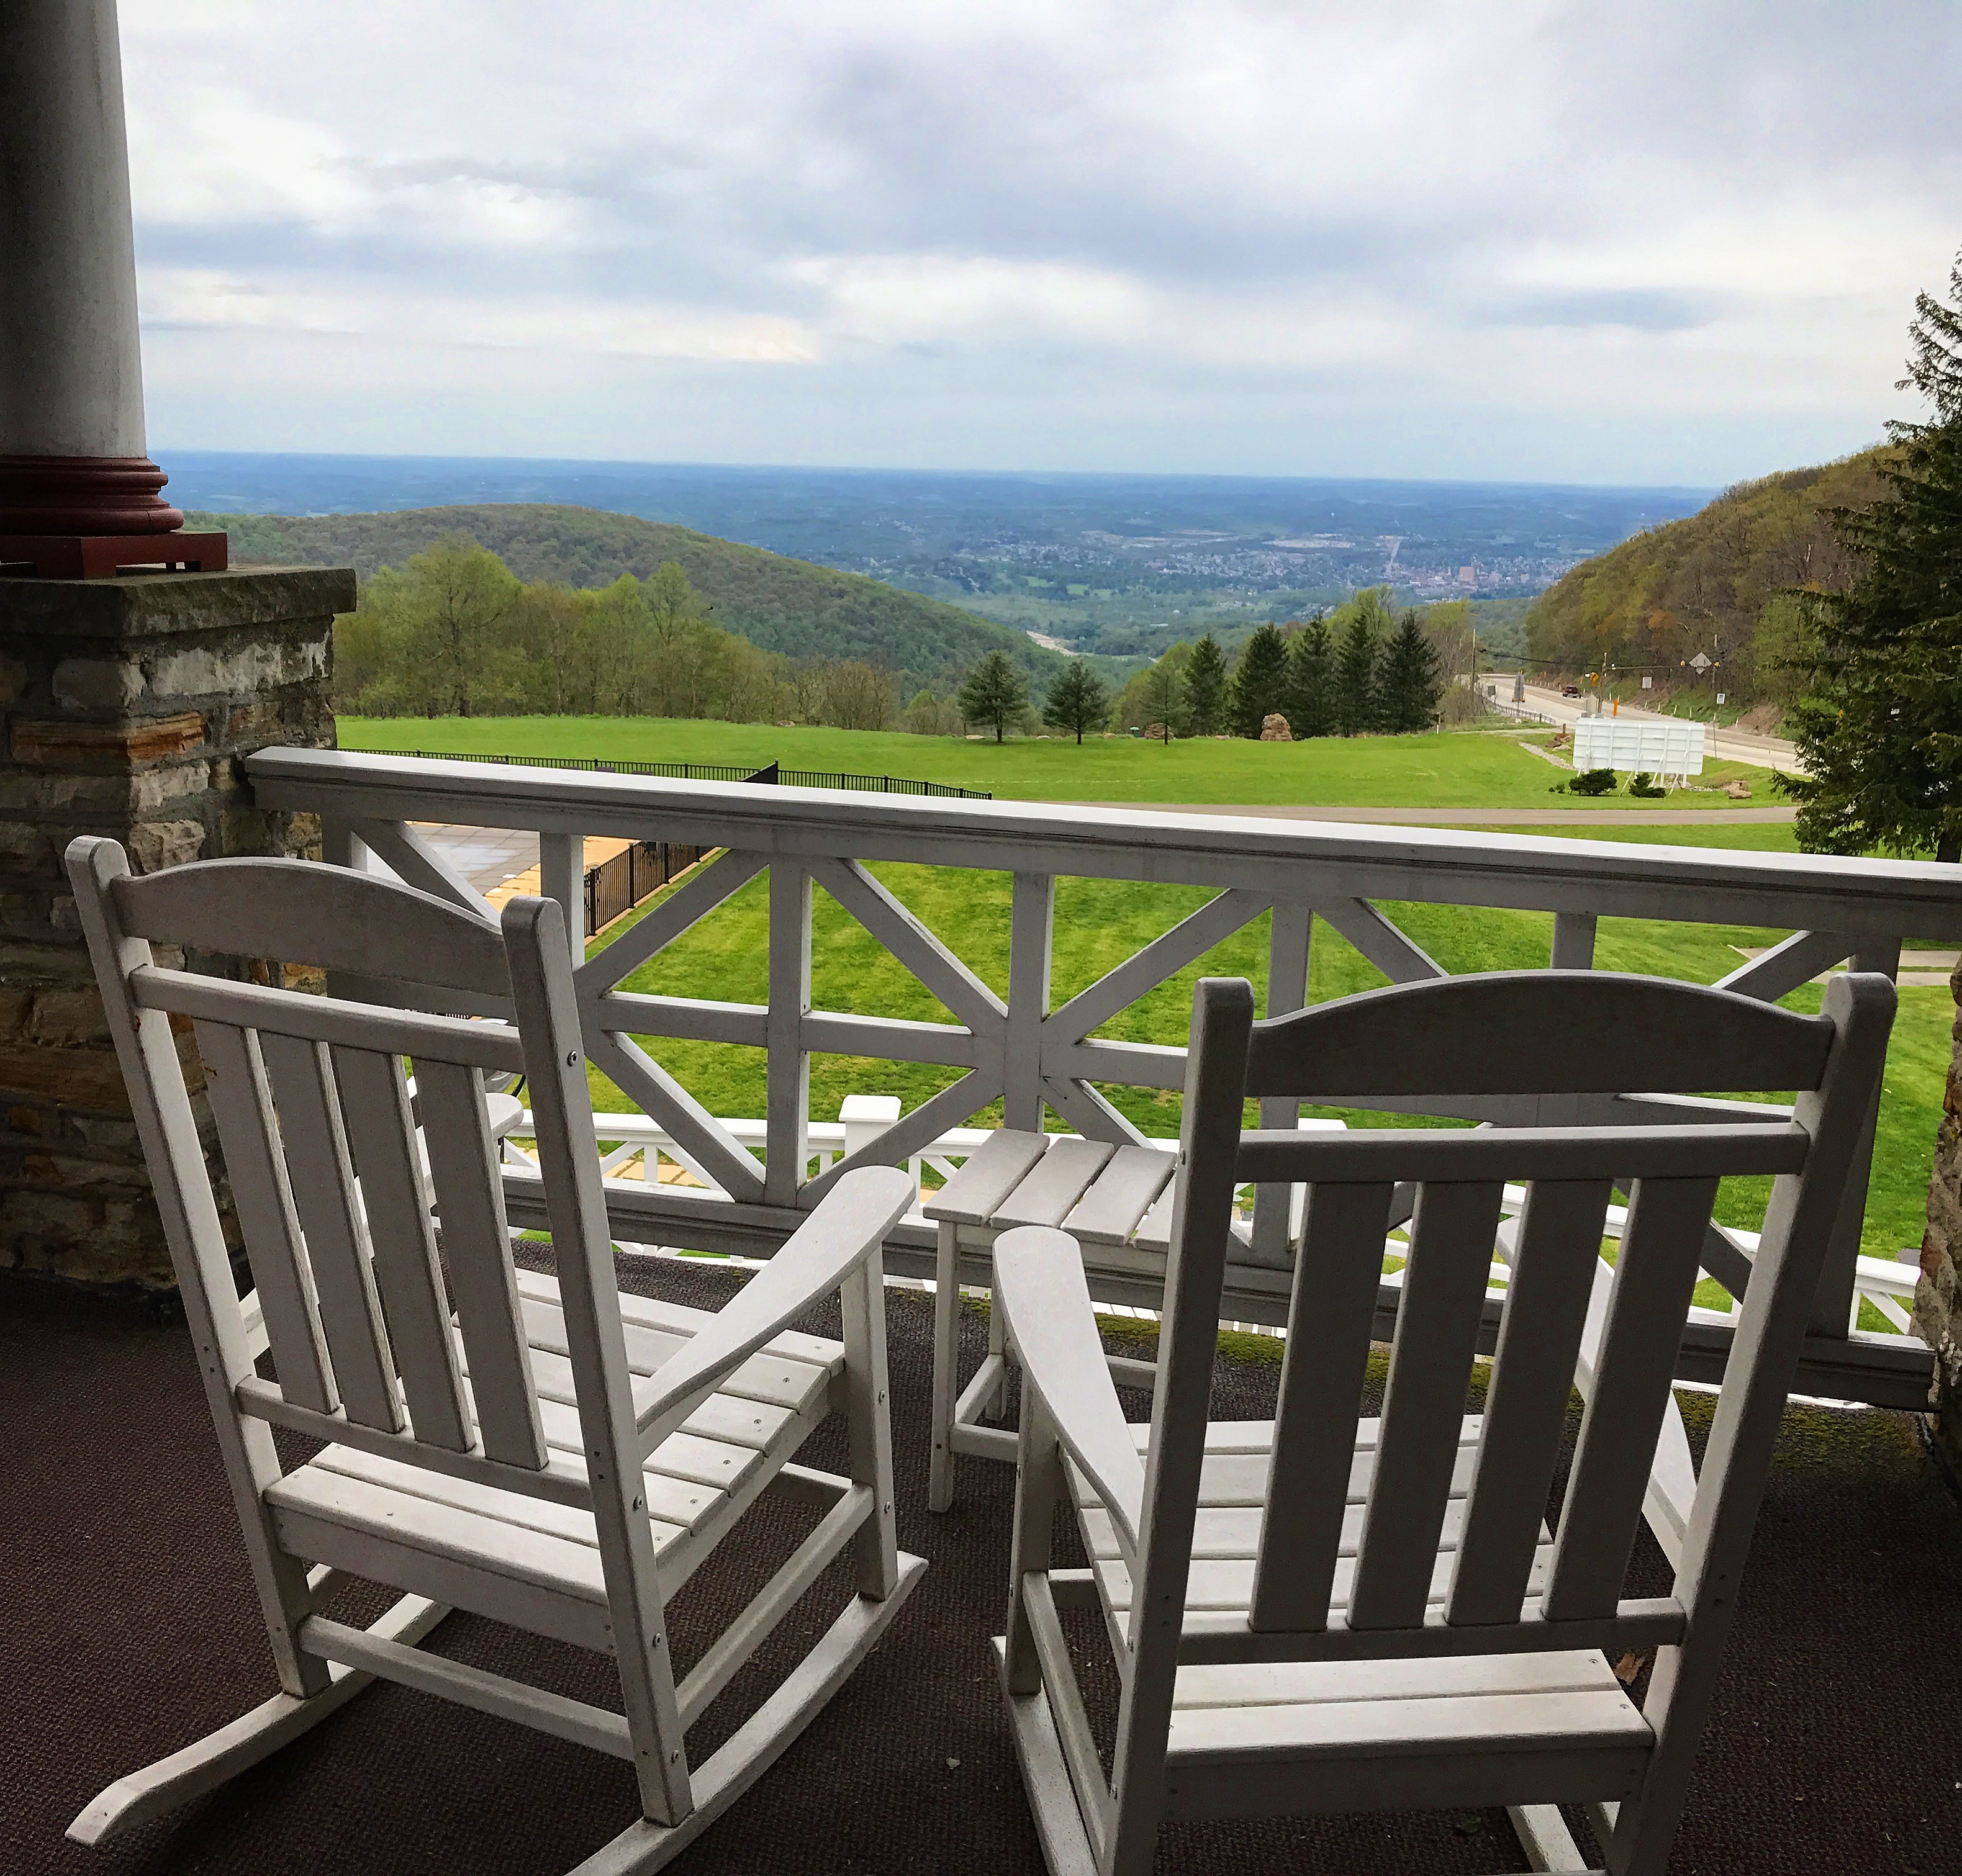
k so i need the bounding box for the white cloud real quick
[115,0,1962,482]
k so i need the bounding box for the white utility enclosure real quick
[1573,715,1705,782]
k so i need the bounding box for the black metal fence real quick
[346,747,989,800]
[584,840,712,937]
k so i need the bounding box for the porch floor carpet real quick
[6,1251,1961,1876]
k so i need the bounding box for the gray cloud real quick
[119,0,1962,482]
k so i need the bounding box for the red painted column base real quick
[0,454,225,579]
[0,533,230,579]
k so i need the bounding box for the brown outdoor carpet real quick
[6,1250,1962,1876]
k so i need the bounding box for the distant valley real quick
[167,452,1711,665]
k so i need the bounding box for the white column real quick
[0,0,148,461]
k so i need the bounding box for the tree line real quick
[337,536,921,730]
[335,535,1457,747]
[948,589,1454,746]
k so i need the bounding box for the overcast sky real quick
[124,1,1962,487]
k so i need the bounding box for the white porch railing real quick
[249,745,1962,1408]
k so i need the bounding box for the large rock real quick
[1259,713,1293,741]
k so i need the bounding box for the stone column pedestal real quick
[0,566,353,1297]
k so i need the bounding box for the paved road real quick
[1078,801,1797,826]
[1494,680,1802,773]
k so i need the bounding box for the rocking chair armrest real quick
[995,1225,1146,1557]
[634,1165,916,1457]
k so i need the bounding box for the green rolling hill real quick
[191,503,1063,697]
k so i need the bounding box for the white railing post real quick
[1551,912,1598,970]
[1250,903,1312,1265]
[840,1093,902,1163]
[766,863,812,1206]
[538,832,583,963]
[1006,872,1054,1132]
[1813,937,1903,1336]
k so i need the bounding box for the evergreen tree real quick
[1782,250,1962,860]
[1042,659,1111,744]
[1183,634,1227,734]
[1137,655,1187,744]
[1336,612,1381,735]
[1378,609,1445,733]
[1284,614,1336,737]
[957,649,1031,744]
[1229,622,1290,736]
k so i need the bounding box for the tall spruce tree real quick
[1782,250,1962,860]
[1184,634,1227,734]
[1336,612,1381,735]
[957,649,1031,744]
[1042,659,1111,744]
[1378,609,1445,733]
[1229,621,1290,736]
[1284,614,1336,737]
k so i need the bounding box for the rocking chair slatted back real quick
[1147,967,1891,1672]
[101,849,553,1477]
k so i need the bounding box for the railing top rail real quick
[252,746,1962,937]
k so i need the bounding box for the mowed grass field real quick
[333,715,1947,1270]
[577,859,1951,1273]
[340,714,1782,808]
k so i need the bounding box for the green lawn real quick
[581,857,1949,1265]
[340,715,1938,1269]
[339,714,1779,809]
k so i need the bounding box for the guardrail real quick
[249,744,1962,1407]
[339,745,991,800]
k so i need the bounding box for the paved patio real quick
[9,1252,1962,1876]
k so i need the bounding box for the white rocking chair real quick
[992,967,1893,1876]
[63,837,924,1875]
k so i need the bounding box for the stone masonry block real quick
[148,635,327,703]
[126,818,207,874]
[27,986,112,1049]
[11,712,206,772]
[0,820,47,873]
[52,656,144,713]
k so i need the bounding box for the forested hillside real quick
[190,503,1060,697]
[1524,448,1891,706]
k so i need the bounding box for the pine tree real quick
[1042,659,1111,744]
[957,649,1031,744]
[1229,622,1290,736]
[1782,250,1962,860]
[1378,609,1445,733]
[1284,615,1335,737]
[1184,634,1227,734]
[1336,612,1381,735]
[1138,655,1186,744]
